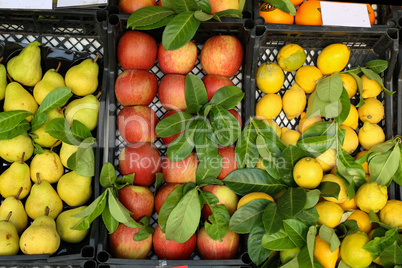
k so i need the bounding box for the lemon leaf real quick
[316,72,343,103]
[264,0,296,16]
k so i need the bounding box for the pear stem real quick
[50,140,59,152]
[5,211,12,222]
[20,152,25,164]
[45,206,50,217]
[55,61,62,73]
[96,91,102,99]
[60,106,67,113]
[6,73,13,83]
[0,56,3,63]
[36,172,42,184]
[15,187,23,200]
[93,54,100,63]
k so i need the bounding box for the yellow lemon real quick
[339,125,359,154]
[299,112,323,134]
[282,83,306,120]
[256,93,282,120]
[347,210,372,233]
[314,235,339,268]
[355,181,388,213]
[355,150,369,175]
[317,43,350,75]
[379,199,402,228]
[293,157,323,189]
[277,43,306,72]
[361,74,382,99]
[255,158,265,170]
[341,104,358,130]
[256,62,285,94]
[322,174,348,204]
[339,197,358,210]
[358,121,385,150]
[358,97,384,124]
[340,73,357,99]
[340,232,373,268]
[315,201,344,228]
[316,149,337,172]
[237,192,275,209]
[261,119,282,138]
[281,127,301,147]
[295,65,323,93]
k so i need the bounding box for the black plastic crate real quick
[96,13,254,267]
[0,10,108,267]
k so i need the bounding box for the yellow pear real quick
[30,150,64,184]
[32,109,64,148]
[57,171,92,207]
[33,62,65,105]
[65,55,99,96]
[0,152,31,199]
[0,188,28,235]
[0,134,33,163]
[0,57,7,100]
[56,206,89,243]
[59,142,79,168]
[65,94,100,131]
[3,82,38,121]
[0,212,19,255]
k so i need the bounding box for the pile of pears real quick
[0,41,101,256]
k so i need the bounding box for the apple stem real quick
[15,187,23,200]
[36,172,42,185]
[5,211,12,222]
[6,73,13,82]
[55,61,61,73]
[20,152,25,164]
[45,206,50,217]
[96,91,102,99]
[93,54,100,63]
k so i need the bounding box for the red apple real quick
[157,0,162,6]
[197,226,239,260]
[109,223,153,259]
[200,35,243,78]
[154,183,181,214]
[228,109,242,128]
[118,31,157,70]
[119,142,162,186]
[118,0,156,13]
[115,69,158,106]
[202,75,235,101]
[158,41,198,75]
[162,152,198,184]
[153,225,196,260]
[201,184,239,220]
[209,0,240,14]
[118,185,154,221]
[217,145,238,180]
[117,106,158,143]
[160,110,184,146]
[158,74,187,111]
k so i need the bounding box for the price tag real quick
[0,0,52,9]
[321,1,371,28]
[56,0,107,7]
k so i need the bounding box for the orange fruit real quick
[339,197,358,211]
[347,210,372,233]
[295,1,322,26]
[366,4,375,25]
[259,3,294,24]
[291,0,305,6]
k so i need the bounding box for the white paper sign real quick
[321,2,371,28]
[0,0,53,9]
[57,0,107,7]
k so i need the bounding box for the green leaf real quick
[300,121,336,140]
[335,87,351,125]
[33,143,44,154]
[283,219,308,249]
[194,10,213,21]
[30,113,48,133]
[209,86,244,110]
[349,72,365,108]
[158,184,185,232]
[133,15,175,30]
[252,119,286,153]
[156,111,193,138]
[99,162,117,188]
[164,0,198,13]
[363,228,399,260]
[134,225,154,241]
[277,187,307,218]
[102,205,119,234]
[380,241,402,268]
[316,72,343,103]
[0,120,30,140]
[127,6,175,29]
[365,59,388,74]
[209,106,241,146]
[162,12,200,51]
[154,173,165,195]
[304,189,320,209]
[36,87,72,114]
[337,148,366,188]
[223,168,286,196]
[44,118,75,145]
[262,229,297,251]
[295,207,319,226]
[368,210,393,230]
[368,143,400,185]
[318,181,340,199]
[108,189,135,223]
[306,91,324,119]
[320,99,342,119]
[297,246,325,268]
[392,144,402,186]
[165,188,201,243]
[306,225,318,267]
[73,192,107,230]
[297,135,335,155]
[263,202,285,234]
[185,74,208,114]
[68,137,96,177]
[265,0,296,15]
[196,156,222,184]
[198,178,224,187]
[319,225,340,252]
[361,67,394,95]
[235,124,259,168]
[71,120,93,142]
[229,199,272,234]
[339,220,360,237]
[199,190,219,206]
[204,204,230,241]
[167,121,197,161]
[194,119,219,161]
[197,0,211,14]
[248,223,272,266]
[279,145,308,187]
[0,110,32,133]
[256,133,282,158]
[260,158,280,181]
[214,9,243,19]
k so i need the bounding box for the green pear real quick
[0,212,19,255]
[0,57,7,101]
[0,152,31,199]
[0,134,33,163]
[30,150,64,184]
[57,171,92,207]
[56,206,89,243]
[0,188,28,235]
[25,173,63,220]
[32,109,64,148]
[3,82,38,121]
[33,62,65,105]
[20,207,60,255]
[6,41,42,87]
[65,94,99,131]
[65,55,99,96]
[59,142,79,168]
